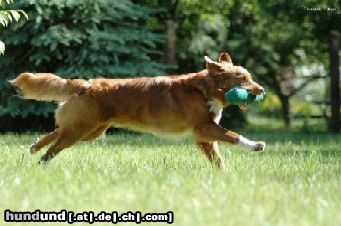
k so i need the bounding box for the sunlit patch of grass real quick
[0,129,340,226]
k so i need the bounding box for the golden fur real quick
[11,53,266,170]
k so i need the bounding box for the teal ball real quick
[225,87,265,105]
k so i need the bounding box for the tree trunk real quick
[329,30,340,133]
[279,95,291,128]
[164,19,178,72]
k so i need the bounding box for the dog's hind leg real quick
[82,125,109,141]
[38,95,105,163]
[196,141,226,170]
[30,129,60,154]
[39,126,96,163]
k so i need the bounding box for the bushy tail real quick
[10,73,91,102]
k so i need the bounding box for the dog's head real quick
[205,53,264,96]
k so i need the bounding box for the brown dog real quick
[11,53,265,170]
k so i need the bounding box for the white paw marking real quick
[254,141,266,151]
[239,135,266,151]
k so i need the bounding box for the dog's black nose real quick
[252,86,264,95]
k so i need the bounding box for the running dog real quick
[11,53,266,170]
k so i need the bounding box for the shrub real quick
[0,0,166,120]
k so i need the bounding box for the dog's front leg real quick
[194,122,266,151]
[196,141,226,170]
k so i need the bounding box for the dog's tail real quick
[10,73,91,102]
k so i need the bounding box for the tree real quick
[303,0,340,132]
[253,0,340,129]
[0,0,27,55]
[329,31,340,132]
[134,0,180,72]
[0,0,166,122]
[136,0,233,71]
[218,0,334,127]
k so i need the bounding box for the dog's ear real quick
[204,56,222,72]
[218,53,233,64]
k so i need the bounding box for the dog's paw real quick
[30,146,38,154]
[253,141,266,151]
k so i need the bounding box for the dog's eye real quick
[236,73,246,80]
[236,73,245,78]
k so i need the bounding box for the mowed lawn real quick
[0,120,340,226]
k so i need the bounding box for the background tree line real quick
[0,0,340,132]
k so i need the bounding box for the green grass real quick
[0,120,340,226]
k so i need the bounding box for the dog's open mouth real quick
[244,89,257,96]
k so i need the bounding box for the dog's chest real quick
[207,99,223,124]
